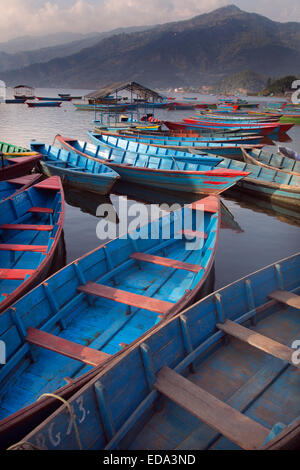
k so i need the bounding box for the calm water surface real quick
[1,88,299,291]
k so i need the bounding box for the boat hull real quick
[40,161,118,195]
[0,154,41,181]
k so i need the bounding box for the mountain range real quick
[1,5,300,89]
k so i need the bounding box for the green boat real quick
[0,141,29,154]
[280,116,300,125]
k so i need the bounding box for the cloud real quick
[0,0,299,43]
[0,0,226,41]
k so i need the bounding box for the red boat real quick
[164,120,293,136]
[0,154,41,181]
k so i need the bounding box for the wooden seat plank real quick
[34,177,60,190]
[0,268,35,280]
[190,196,218,213]
[26,327,110,366]
[1,224,53,232]
[154,366,269,450]
[130,252,202,273]
[217,319,298,366]
[27,207,54,214]
[78,282,173,315]
[268,290,300,310]
[0,244,48,253]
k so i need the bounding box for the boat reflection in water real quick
[223,190,300,229]
[64,180,244,234]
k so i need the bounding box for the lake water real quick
[1,88,299,291]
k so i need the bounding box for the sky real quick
[0,0,299,42]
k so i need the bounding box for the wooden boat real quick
[0,174,41,202]
[30,143,119,196]
[0,196,220,444]
[73,103,131,112]
[210,151,300,209]
[0,141,29,154]
[182,118,294,135]
[0,154,41,181]
[241,148,300,176]
[167,102,196,110]
[4,99,25,104]
[93,132,264,159]
[10,252,300,450]
[57,135,249,195]
[198,113,279,123]
[0,176,64,313]
[36,97,71,101]
[164,121,274,136]
[94,128,264,145]
[13,85,35,101]
[89,134,300,207]
[27,101,62,108]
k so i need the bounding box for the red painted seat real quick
[190,196,218,213]
[0,244,48,253]
[0,268,35,280]
[78,282,173,315]
[130,252,202,273]
[1,224,53,231]
[26,327,110,366]
[27,207,54,214]
[34,177,60,191]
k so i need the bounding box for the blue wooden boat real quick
[4,99,25,104]
[0,176,64,313]
[36,97,71,102]
[241,147,300,176]
[30,143,119,196]
[27,102,62,108]
[73,103,132,112]
[0,196,220,444]
[202,149,300,209]
[0,174,41,202]
[83,133,300,208]
[94,129,264,145]
[198,113,278,123]
[91,132,263,159]
[57,136,249,195]
[11,252,300,450]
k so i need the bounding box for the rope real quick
[7,392,83,450]
[37,393,83,450]
[7,441,42,450]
